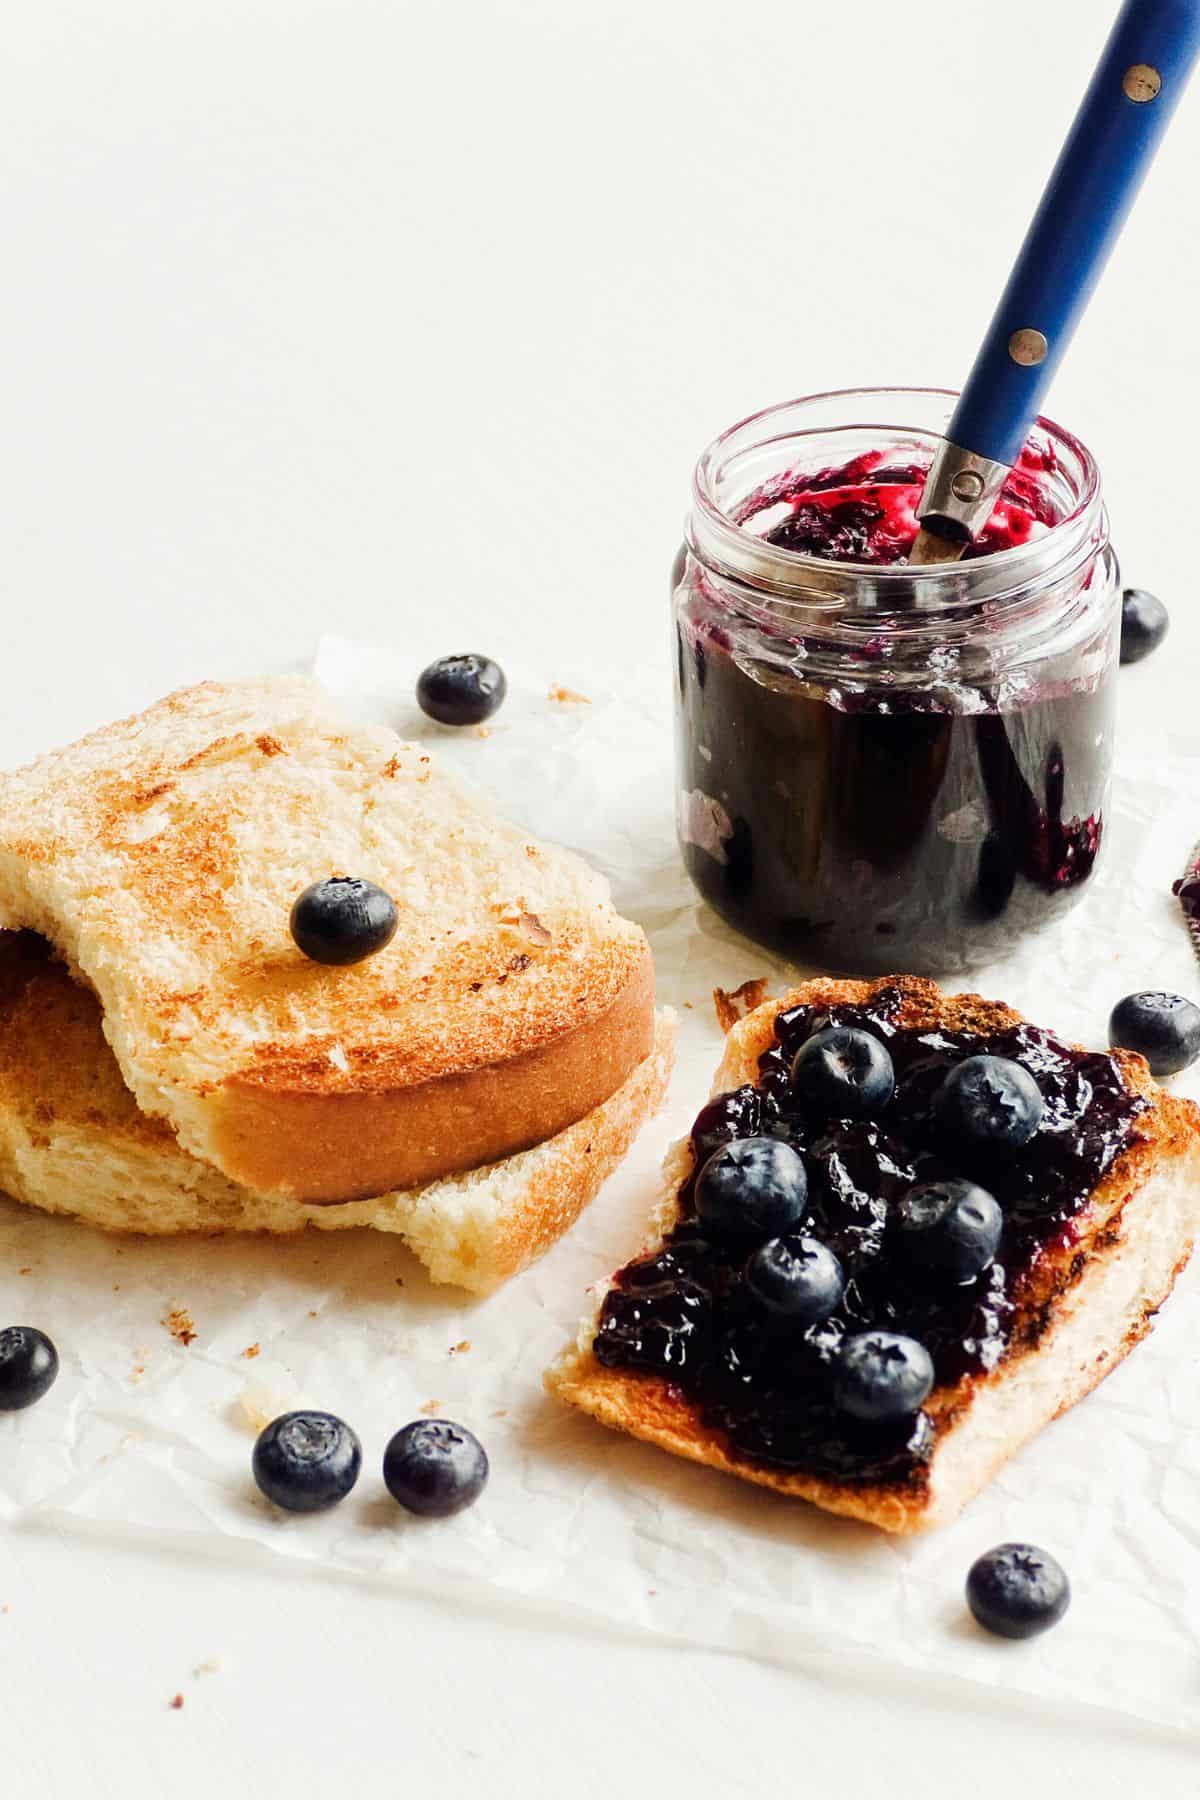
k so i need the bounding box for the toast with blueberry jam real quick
[547,976,1200,1533]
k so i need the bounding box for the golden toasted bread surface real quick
[547,976,1200,1532]
[0,679,656,1199]
[0,933,675,1291]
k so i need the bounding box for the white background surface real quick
[3,1,1200,1793]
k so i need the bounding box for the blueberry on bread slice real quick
[546,977,1200,1533]
[0,677,664,1206]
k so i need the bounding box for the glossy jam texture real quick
[676,449,1115,974]
[594,988,1146,1485]
[736,446,1057,563]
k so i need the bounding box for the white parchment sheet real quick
[2,632,1199,1735]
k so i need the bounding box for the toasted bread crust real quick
[211,943,656,1200]
[0,678,659,1200]
[0,933,675,1290]
[547,975,1200,1532]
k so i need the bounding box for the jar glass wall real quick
[674,388,1119,975]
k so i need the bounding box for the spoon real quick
[911,0,1200,567]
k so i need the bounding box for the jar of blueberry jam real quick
[674,388,1120,974]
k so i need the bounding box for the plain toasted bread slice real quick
[0,678,656,1202]
[0,933,674,1292]
[547,976,1200,1533]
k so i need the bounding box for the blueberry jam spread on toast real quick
[593,986,1147,1486]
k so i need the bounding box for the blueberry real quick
[744,1235,844,1325]
[290,876,398,966]
[0,1327,58,1411]
[1108,990,1200,1077]
[895,1179,1004,1282]
[416,654,507,726]
[832,1330,934,1423]
[693,1137,808,1241]
[1119,588,1169,665]
[252,1411,362,1513]
[934,1056,1043,1153]
[383,1419,489,1517]
[966,1543,1070,1639]
[691,1085,762,1164]
[790,1027,895,1118]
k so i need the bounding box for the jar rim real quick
[690,386,1103,604]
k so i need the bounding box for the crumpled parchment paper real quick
[2,631,1199,1736]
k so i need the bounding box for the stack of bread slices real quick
[0,677,673,1291]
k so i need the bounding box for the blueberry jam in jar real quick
[675,389,1120,974]
[594,986,1147,1486]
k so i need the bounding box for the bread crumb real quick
[169,1694,184,1711]
[18,1267,32,1276]
[475,725,492,739]
[193,1658,221,1677]
[394,1277,405,1288]
[131,1364,146,1382]
[449,1340,471,1356]
[241,1344,261,1360]
[382,754,402,779]
[713,978,769,1033]
[308,1310,318,1319]
[420,1399,442,1416]
[548,684,591,705]
[255,733,285,757]
[491,1409,508,1419]
[163,1307,197,1348]
[113,1284,120,1292]
[683,1000,694,1010]
[520,911,553,947]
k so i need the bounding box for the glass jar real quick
[674,387,1119,975]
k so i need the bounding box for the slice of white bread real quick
[0,678,656,1203]
[547,976,1200,1532]
[0,933,674,1293]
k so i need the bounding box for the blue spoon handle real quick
[922,0,1200,537]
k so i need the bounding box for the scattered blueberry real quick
[693,1137,808,1241]
[416,654,507,726]
[895,1180,1004,1283]
[252,1411,362,1513]
[790,1026,895,1118]
[383,1419,489,1517]
[832,1330,934,1424]
[290,877,398,966]
[691,1085,762,1164]
[1108,990,1200,1077]
[966,1543,1071,1639]
[1119,588,1169,665]
[0,1327,58,1412]
[744,1235,844,1325]
[934,1055,1044,1153]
